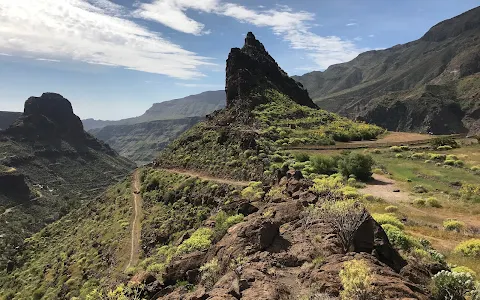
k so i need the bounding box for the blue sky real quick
[0,0,478,120]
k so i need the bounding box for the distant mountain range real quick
[82,90,225,130]
[294,6,480,135]
[0,112,21,130]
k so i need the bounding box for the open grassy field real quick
[292,137,480,274]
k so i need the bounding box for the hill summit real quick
[157,33,383,181]
[226,32,316,118]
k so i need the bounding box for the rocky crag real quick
[294,7,480,135]
[0,93,135,270]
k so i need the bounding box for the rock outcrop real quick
[151,172,432,299]
[226,32,317,117]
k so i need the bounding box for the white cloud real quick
[354,36,363,41]
[133,0,220,35]
[346,23,358,26]
[0,0,214,79]
[368,34,375,38]
[36,58,61,62]
[135,2,365,70]
[0,53,12,56]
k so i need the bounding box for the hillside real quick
[0,93,135,271]
[90,117,203,165]
[0,33,455,300]
[82,90,224,131]
[0,111,21,130]
[294,6,480,135]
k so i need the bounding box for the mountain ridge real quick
[294,6,480,135]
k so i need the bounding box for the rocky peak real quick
[7,93,85,139]
[225,32,317,114]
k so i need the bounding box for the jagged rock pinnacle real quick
[225,32,317,114]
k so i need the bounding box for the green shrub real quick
[199,258,221,288]
[430,137,458,149]
[214,211,244,235]
[471,166,480,172]
[339,259,374,300]
[444,159,456,166]
[460,184,480,202]
[451,266,476,278]
[381,224,418,251]
[454,160,464,167]
[426,197,442,208]
[294,152,310,162]
[390,146,402,152]
[241,182,264,201]
[337,153,374,181]
[446,154,458,161]
[437,145,453,150]
[384,205,398,213]
[372,149,381,154]
[177,228,213,254]
[413,198,426,206]
[429,153,447,161]
[424,159,433,164]
[411,152,426,159]
[372,213,404,229]
[310,155,337,175]
[432,270,475,300]
[443,219,465,232]
[400,145,410,151]
[454,239,480,257]
[395,153,403,159]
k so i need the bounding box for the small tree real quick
[337,153,374,181]
[315,200,370,253]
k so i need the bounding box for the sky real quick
[0,0,478,120]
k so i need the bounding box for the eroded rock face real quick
[225,32,317,116]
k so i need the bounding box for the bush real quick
[454,239,480,257]
[437,145,453,150]
[339,259,374,300]
[413,185,428,193]
[444,159,456,166]
[372,149,381,154]
[413,198,426,206]
[424,159,433,164]
[241,182,264,201]
[432,270,475,300]
[471,166,480,172]
[214,211,244,235]
[337,153,374,181]
[451,266,476,278]
[384,205,398,213]
[395,154,403,159]
[294,152,310,162]
[460,184,480,202]
[199,258,221,289]
[446,154,458,161]
[454,160,464,167]
[315,200,369,253]
[400,145,410,151]
[426,197,442,208]
[310,155,337,175]
[411,152,426,159]
[429,153,447,161]
[443,219,465,232]
[177,228,213,254]
[390,146,403,152]
[430,137,458,149]
[372,213,404,229]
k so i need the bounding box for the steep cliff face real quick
[294,7,480,134]
[0,93,135,270]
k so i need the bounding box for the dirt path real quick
[162,168,250,187]
[361,174,411,203]
[125,170,142,271]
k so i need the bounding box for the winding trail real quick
[125,170,142,271]
[162,168,250,187]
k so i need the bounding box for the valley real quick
[0,5,480,300]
